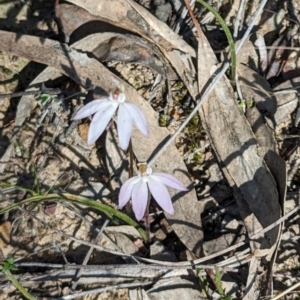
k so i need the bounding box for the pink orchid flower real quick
[119,163,188,221]
[72,86,149,150]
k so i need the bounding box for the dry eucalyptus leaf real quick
[273,77,300,106]
[237,63,277,119]
[265,28,293,81]
[243,257,261,300]
[237,63,281,174]
[56,4,176,79]
[108,232,142,256]
[66,0,195,56]
[254,34,268,73]
[64,0,198,99]
[236,37,260,73]
[273,78,300,125]
[196,27,284,299]
[148,278,203,300]
[237,64,286,287]
[92,33,171,77]
[203,233,236,256]
[0,31,203,256]
[56,3,129,41]
[196,29,281,263]
[105,225,142,240]
[88,32,176,80]
[256,8,285,43]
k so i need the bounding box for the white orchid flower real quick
[119,163,188,221]
[72,86,149,150]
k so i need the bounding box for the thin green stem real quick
[0,181,36,196]
[4,269,37,300]
[196,0,236,81]
[0,193,146,241]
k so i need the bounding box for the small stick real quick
[233,0,246,40]
[271,281,300,300]
[71,219,110,292]
[53,242,69,264]
[14,261,240,272]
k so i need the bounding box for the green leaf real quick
[215,266,225,296]
[37,93,52,106]
[2,258,18,272]
[214,267,232,300]
[198,269,209,298]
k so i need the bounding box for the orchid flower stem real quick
[147,0,268,168]
[145,189,151,245]
[128,139,134,178]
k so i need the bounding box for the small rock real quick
[221,215,240,231]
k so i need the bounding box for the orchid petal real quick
[117,103,133,150]
[151,173,188,191]
[72,99,107,120]
[148,178,174,215]
[88,101,118,145]
[124,102,149,138]
[131,179,148,221]
[118,176,139,208]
